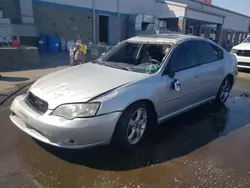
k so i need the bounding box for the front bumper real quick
[10,94,122,149]
[235,55,250,68]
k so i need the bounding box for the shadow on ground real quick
[0,76,29,82]
[238,68,250,74]
[37,103,230,171]
[1,52,69,72]
[1,52,94,72]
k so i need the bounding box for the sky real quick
[212,0,250,16]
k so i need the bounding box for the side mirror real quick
[168,72,175,78]
[162,66,175,78]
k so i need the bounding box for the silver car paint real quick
[10,94,122,149]
[29,63,149,109]
[93,38,237,122]
[10,35,237,149]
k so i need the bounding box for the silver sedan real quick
[10,34,238,149]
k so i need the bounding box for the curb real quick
[0,80,35,106]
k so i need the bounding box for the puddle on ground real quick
[1,84,250,188]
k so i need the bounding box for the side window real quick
[168,41,199,72]
[211,44,224,60]
[197,41,223,65]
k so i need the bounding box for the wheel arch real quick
[111,99,158,143]
[122,99,158,121]
[225,73,234,86]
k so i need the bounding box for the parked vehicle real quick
[10,34,238,149]
[231,35,250,69]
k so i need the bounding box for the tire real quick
[113,102,154,149]
[214,76,233,104]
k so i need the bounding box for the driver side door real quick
[159,40,204,121]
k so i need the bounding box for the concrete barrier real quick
[0,46,40,71]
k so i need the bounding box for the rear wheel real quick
[214,77,233,104]
[113,102,153,149]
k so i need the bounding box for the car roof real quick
[126,34,205,44]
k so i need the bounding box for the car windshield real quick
[98,41,173,74]
[243,36,250,43]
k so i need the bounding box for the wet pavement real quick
[1,72,250,188]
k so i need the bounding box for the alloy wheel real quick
[126,108,147,145]
[220,79,231,102]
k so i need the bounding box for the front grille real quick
[236,50,250,57]
[25,92,48,114]
[237,62,250,67]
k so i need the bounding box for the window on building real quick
[158,20,167,28]
[232,33,236,43]
[201,28,205,34]
[239,33,242,43]
[242,34,246,40]
[188,26,193,34]
[243,36,250,43]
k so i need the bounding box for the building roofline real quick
[157,0,250,19]
[160,0,187,8]
[191,0,250,19]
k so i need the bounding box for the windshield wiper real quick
[102,62,132,71]
[92,59,102,64]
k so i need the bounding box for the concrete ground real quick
[1,65,250,187]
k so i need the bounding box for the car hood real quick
[233,43,250,50]
[29,63,147,109]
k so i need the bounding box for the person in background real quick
[163,44,172,55]
[70,40,87,65]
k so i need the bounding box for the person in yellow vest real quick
[78,41,87,56]
[73,40,87,64]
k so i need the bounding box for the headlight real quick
[230,49,238,54]
[52,103,100,120]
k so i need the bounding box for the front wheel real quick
[214,77,233,104]
[113,103,152,149]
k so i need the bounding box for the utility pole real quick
[92,0,96,44]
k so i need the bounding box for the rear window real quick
[197,41,223,65]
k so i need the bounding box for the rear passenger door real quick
[196,41,224,99]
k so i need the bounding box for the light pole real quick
[117,0,120,17]
[92,0,96,44]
